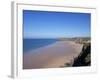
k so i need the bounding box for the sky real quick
[23,10,91,38]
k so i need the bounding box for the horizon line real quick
[23,36,91,39]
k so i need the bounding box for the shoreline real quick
[23,41,83,69]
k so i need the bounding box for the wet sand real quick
[23,41,83,69]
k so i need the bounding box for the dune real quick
[23,41,83,69]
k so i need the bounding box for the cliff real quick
[72,43,91,66]
[63,43,91,67]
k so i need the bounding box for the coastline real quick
[23,41,83,69]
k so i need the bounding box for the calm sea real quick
[23,39,58,53]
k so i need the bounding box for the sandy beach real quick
[23,41,83,69]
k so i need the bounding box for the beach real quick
[23,41,83,69]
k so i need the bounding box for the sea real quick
[23,39,58,53]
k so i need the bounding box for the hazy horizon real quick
[23,36,91,39]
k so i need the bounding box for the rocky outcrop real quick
[72,43,91,66]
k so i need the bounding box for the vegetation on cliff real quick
[72,43,91,66]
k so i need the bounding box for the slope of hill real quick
[72,43,91,66]
[63,42,91,67]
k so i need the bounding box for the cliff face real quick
[72,43,91,66]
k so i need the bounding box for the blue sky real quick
[23,10,91,38]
